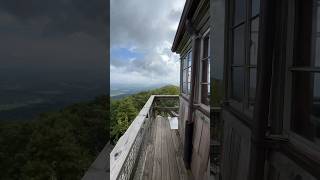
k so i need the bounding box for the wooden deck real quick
[133,116,192,180]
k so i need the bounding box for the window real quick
[201,32,210,105]
[291,0,320,146]
[231,25,245,101]
[230,0,260,111]
[248,3,259,107]
[182,51,192,95]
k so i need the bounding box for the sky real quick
[110,0,185,88]
[0,0,108,91]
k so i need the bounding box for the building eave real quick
[171,0,199,53]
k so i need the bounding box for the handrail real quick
[110,95,179,180]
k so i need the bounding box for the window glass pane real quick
[249,68,257,101]
[201,84,209,105]
[252,0,260,17]
[188,51,192,67]
[231,67,244,101]
[234,0,246,25]
[202,60,208,83]
[188,67,192,82]
[201,33,210,105]
[315,2,320,67]
[208,59,211,84]
[297,0,320,68]
[201,58,210,105]
[250,17,259,65]
[203,36,210,58]
[181,58,183,68]
[183,57,187,69]
[182,60,189,93]
[233,25,245,65]
[315,33,320,67]
[183,82,187,93]
[292,72,320,146]
[183,69,187,83]
[187,67,192,94]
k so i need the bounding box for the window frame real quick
[181,49,193,96]
[199,28,211,108]
[282,0,320,158]
[226,0,260,119]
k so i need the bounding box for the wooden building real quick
[110,1,211,179]
[174,0,320,179]
[110,0,320,179]
[172,0,211,179]
[212,0,320,179]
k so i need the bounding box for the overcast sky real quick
[110,0,185,88]
[0,0,108,90]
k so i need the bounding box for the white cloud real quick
[110,0,185,87]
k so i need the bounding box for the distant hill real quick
[110,83,176,98]
[111,93,131,100]
[0,82,106,121]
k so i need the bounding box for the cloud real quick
[0,0,108,41]
[0,0,109,84]
[110,0,185,87]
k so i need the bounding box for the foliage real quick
[0,85,179,178]
[110,85,179,143]
[0,95,108,180]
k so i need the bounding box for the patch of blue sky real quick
[111,47,144,61]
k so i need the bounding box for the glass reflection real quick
[292,72,320,145]
[232,67,244,101]
[250,17,259,65]
[233,25,245,65]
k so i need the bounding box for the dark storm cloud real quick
[0,0,108,41]
[0,0,109,87]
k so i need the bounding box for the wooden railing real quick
[110,95,179,180]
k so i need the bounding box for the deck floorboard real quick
[136,116,191,180]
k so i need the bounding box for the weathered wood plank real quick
[193,118,204,154]
[199,121,210,164]
[171,129,189,180]
[161,117,170,180]
[171,130,182,154]
[152,117,162,180]
[165,118,180,180]
[142,117,156,179]
[143,116,192,180]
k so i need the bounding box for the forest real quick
[0,85,178,179]
[110,85,179,143]
[0,95,109,180]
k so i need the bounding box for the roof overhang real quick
[171,0,199,53]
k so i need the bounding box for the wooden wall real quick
[176,0,211,179]
[221,111,251,180]
[266,152,318,180]
[178,97,189,147]
[191,110,210,179]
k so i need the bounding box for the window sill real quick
[288,132,320,161]
[180,93,190,102]
[282,133,320,177]
[224,100,253,129]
